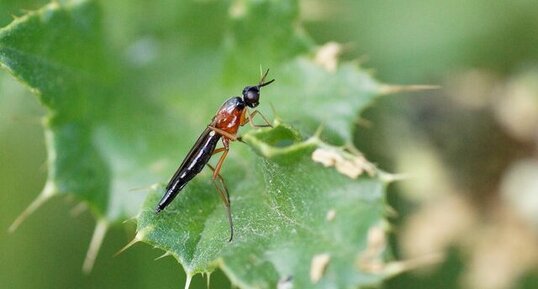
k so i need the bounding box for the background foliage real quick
[1,0,538,289]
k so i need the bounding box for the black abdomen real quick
[156,127,220,212]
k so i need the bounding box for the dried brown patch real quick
[310,253,331,283]
[312,147,376,178]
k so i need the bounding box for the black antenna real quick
[258,69,275,87]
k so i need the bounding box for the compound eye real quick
[246,89,259,102]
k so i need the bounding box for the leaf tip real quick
[313,123,324,139]
[379,84,441,95]
[70,202,88,217]
[82,219,109,274]
[379,172,412,183]
[184,273,193,289]
[114,231,143,258]
[382,253,445,276]
[9,181,57,233]
[122,215,138,225]
[154,251,173,261]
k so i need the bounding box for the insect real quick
[155,69,275,241]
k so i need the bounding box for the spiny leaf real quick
[0,0,181,271]
[131,1,390,287]
[0,0,112,217]
[1,0,393,286]
[1,0,188,223]
[137,124,389,289]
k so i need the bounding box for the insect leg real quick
[242,109,273,128]
[208,126,245,143]
[207,160,234,242]
[212,147,226,155]
[213,142,229,181]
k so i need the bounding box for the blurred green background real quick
[1,0,538,288]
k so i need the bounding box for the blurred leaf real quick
[0,0,48,27]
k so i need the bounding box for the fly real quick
[155,69,275,241]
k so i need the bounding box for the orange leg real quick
[207,161,233,242]
[242,109,273,128]
[213,144,229,180]
[212,147,226,155]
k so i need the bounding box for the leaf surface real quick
[139,123,388,289]
[0,0,391,287]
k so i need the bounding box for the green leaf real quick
[0,0,47,27]
[0,0,113,217]
[0,0,392,286]
[138,123,389,289]
[0,0,184,271]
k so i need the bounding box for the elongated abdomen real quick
[155,128,220,212]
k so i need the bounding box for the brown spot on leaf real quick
[310,253,331,283]
[312,147,375,178]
